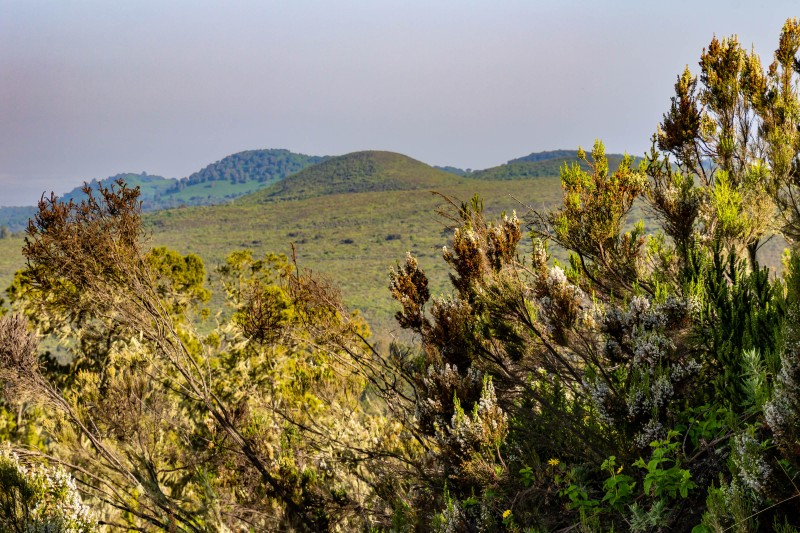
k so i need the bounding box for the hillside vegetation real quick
[470,149,633,180]
[243,150,463,202]
[0,149,325,230]
[183,149,326,187]
[0,206,37,233]
[148,157,566,332]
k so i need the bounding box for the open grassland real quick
[146,177,565,335]
[0,234,25,298]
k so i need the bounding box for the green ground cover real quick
[145,176,565,334]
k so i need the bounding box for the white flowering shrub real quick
[0,446,95,532]
[443,377,508,456]
[590,295,700,448]
[765,306,800,470]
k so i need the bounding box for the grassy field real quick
[168,178,273,202]
[146,176,565,335]
[0,234,25,300]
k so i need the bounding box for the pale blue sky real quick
[0,0,796,205]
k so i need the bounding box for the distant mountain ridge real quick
[0,148,635,232]
[174,149,328,192]
[0,149,325,231]
[435,149,635,179]
[468,150,638,180]
[508,149,579,164]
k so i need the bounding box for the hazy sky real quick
[1,0,796,206]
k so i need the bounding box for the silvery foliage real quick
[434,493,466,533]
[765,308,800,453]
[417,362,483,430]
[435,378,509,482]
[534,265,585,336]
[589,295,700,446]
[0,446,95,532]
[730,431,772,502]
[445,378,508,454]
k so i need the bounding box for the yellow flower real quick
[502,509,512,520]
[548,458,560,466]
[617,465,624,474]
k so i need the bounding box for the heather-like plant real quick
[0,444,95,532]
[0,181,397,531]
[5,17,800,533]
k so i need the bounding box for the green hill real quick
[0,173,179,232]
[434,165,469,176]
[0,149,327,231]
[0,149,630,234]
[165,149,328,203]
[241,151,463,203]
[91,149,328,208]
[508,149,580,164]
[64,172,175,208]
[0,206,37,233]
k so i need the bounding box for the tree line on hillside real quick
[438,151,633,181]
[167,149,327,192]
[0,150,327,231]
[4,18,800,533]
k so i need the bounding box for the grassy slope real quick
[0,234,25,299]
[244,151,463,202]
[146,177,565,335]
[171,149,327,203]
[168,178,270,202]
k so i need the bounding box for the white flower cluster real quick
[437,495,466,533]
[545,266,586,302]
[418,363,483,431]
[650,374,675,409]
[633,330,675,366]
[634,419,665,449]
[548,265,568,286]
[0,446,96,532]
[765,320,800,445]
[595,295,701,445]
[444,378,508,458]
[731,431,772,501]
[587,380,616,424]
[443,227,481,264]
[534,266,586,336]
[624,373,677,420]
[531,237,548,269]
[626,388,647,417]
[670,358,702,381]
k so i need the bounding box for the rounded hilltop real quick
[238,150,462,203]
